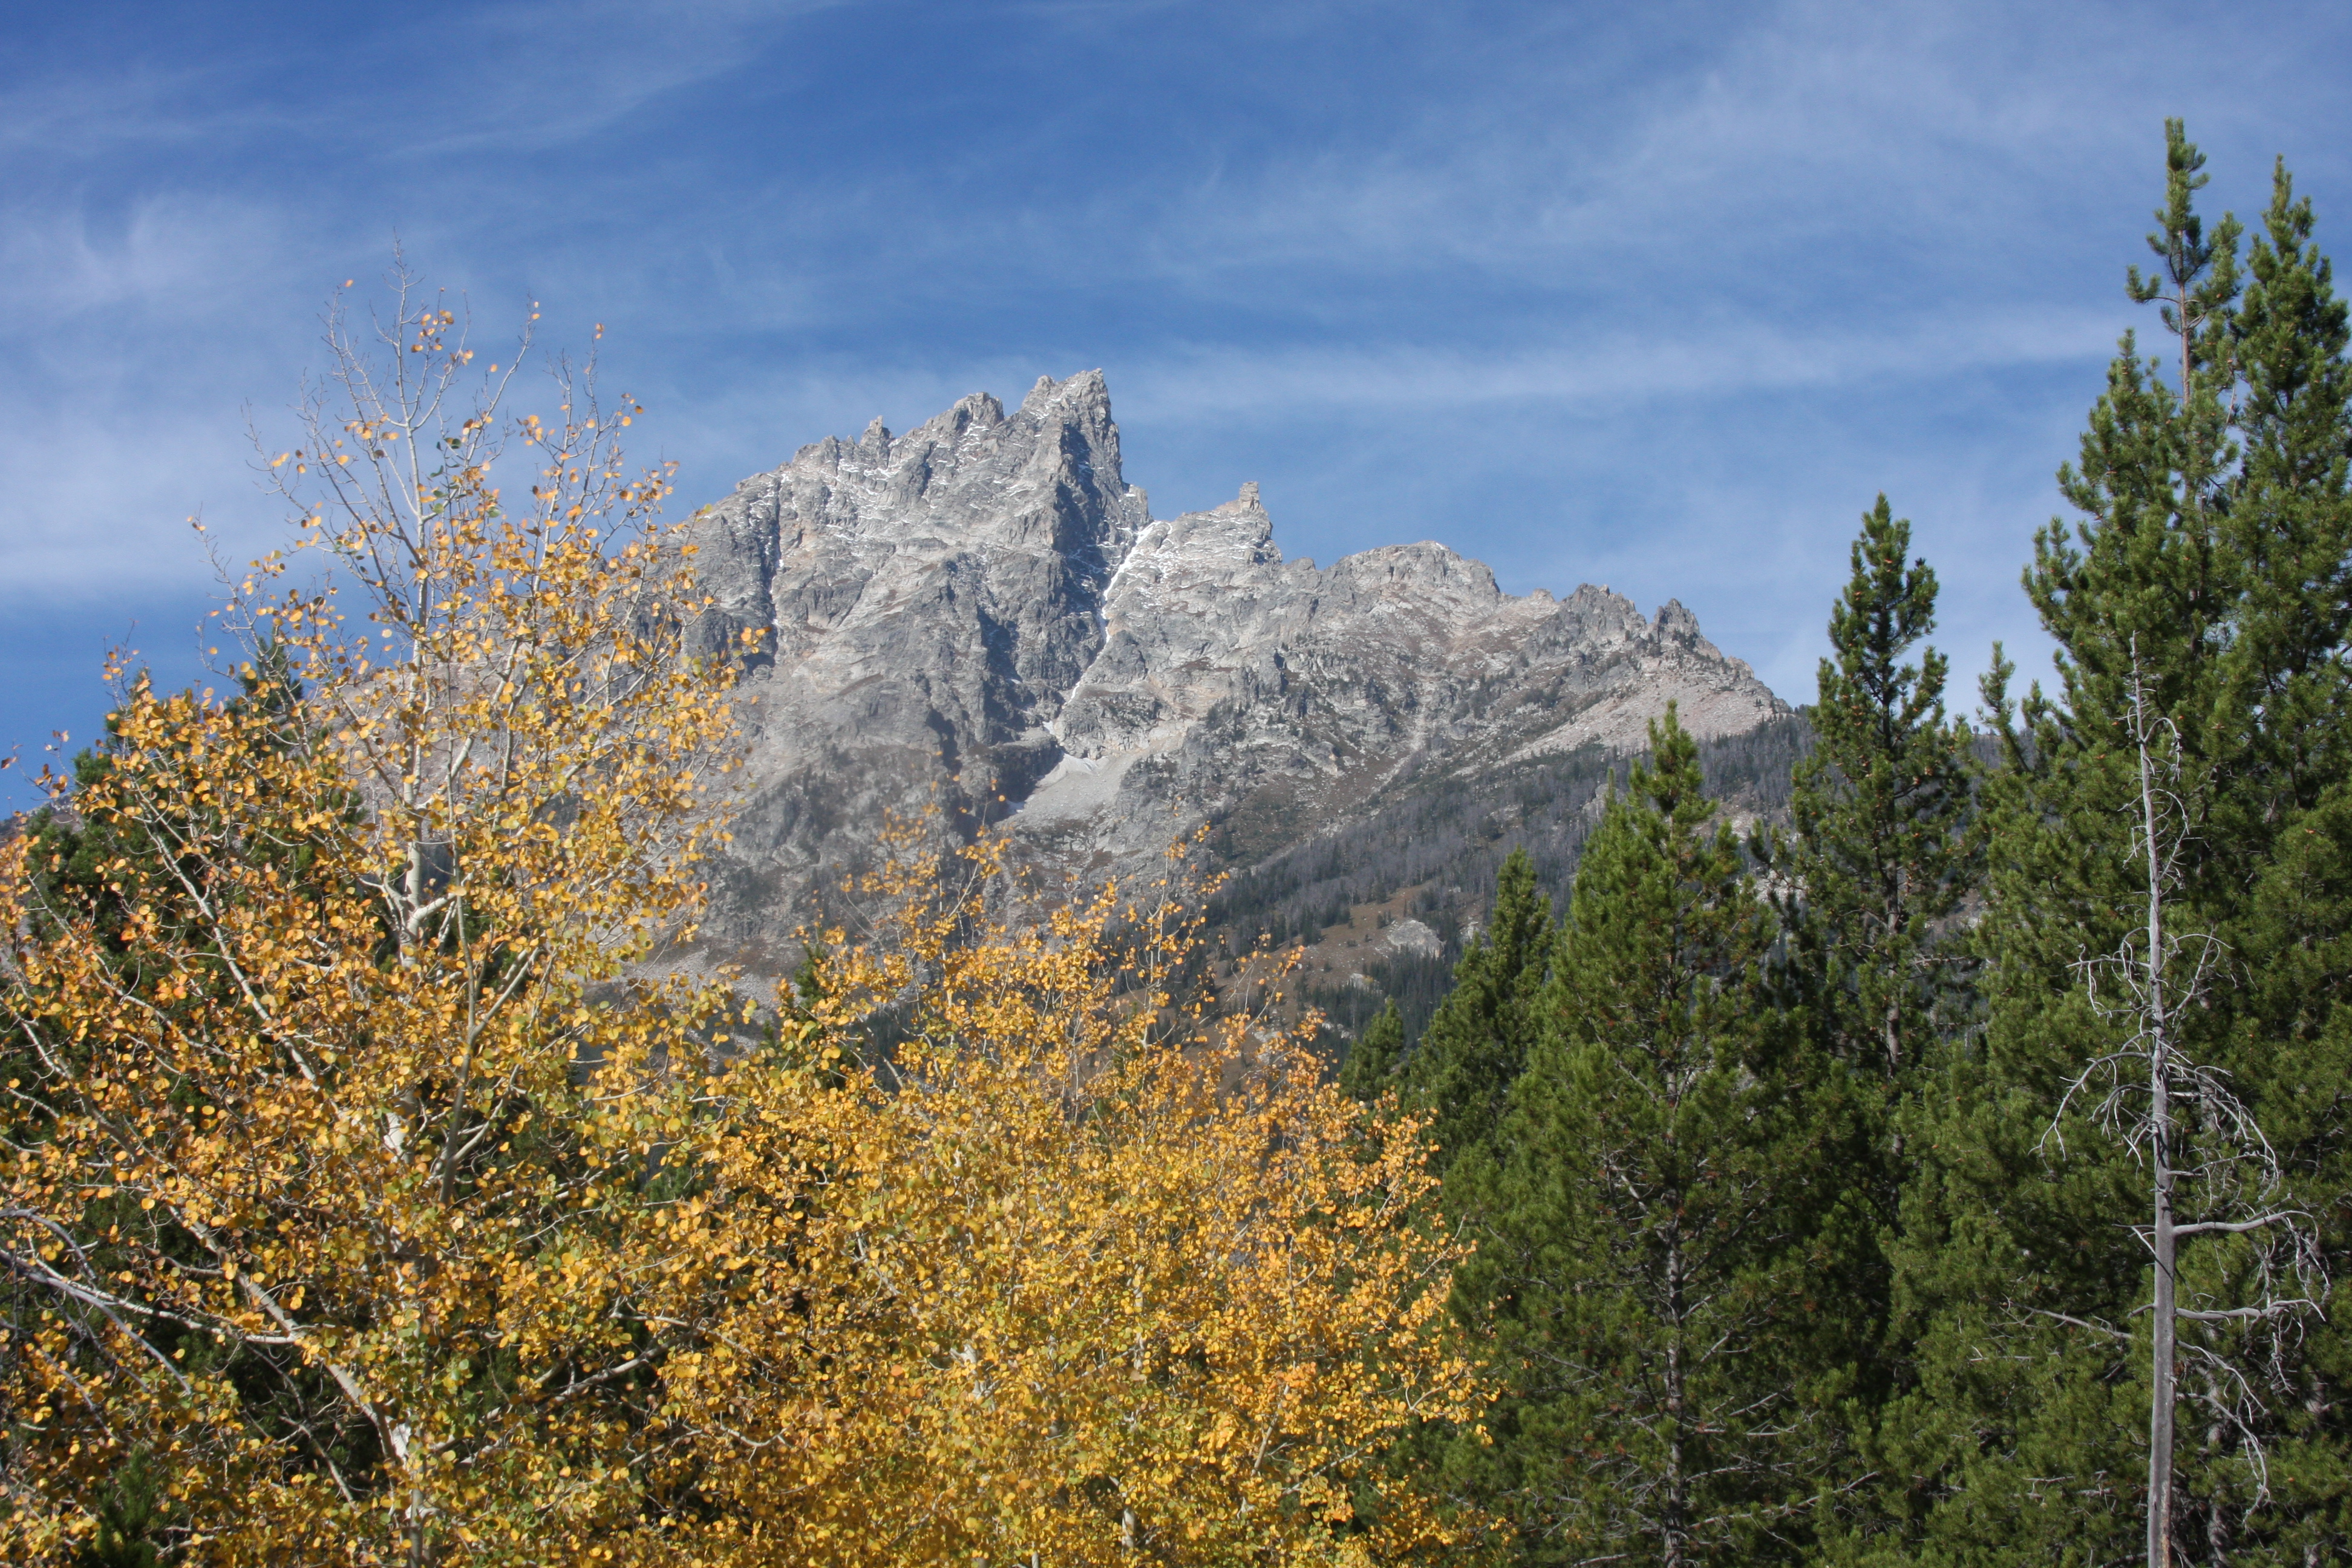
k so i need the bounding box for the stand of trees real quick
[0,280,1476,1566]
[1351,124,2352,1566]
[8,122,2352,1565]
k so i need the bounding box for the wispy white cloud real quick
[1107,305,2118,423]
[399,0,848,154]
[0,396,276,597]
[993,0,2345,298]
[2,0,2345,753]
[0,61,265,158]
[0,193,309,318]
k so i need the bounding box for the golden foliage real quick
[2,278,1479,1564]
[2,273,744,1564]
[651,833,1481,1564]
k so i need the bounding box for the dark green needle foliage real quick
[76,1448,172,1568]
[1339,998,1408,1103]
[1400,846,1557,1178]
[1753,497,1984,1558]
[1772,495,1980,1085]
[1443,707,1842,1565]
[1872,123,2352,1564]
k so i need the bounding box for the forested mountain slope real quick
[1217,713,1812,1042]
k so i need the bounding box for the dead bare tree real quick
[2042,650,2327,1567]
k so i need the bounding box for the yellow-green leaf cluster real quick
[649,833,1483,1564]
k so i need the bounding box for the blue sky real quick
[5,0,2349,805]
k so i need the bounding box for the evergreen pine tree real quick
[1340,998,1406,1103]
[78,1448,171,1568]
[1759,498,1982,1556]
[1446,707,1838,1565]
[1400,846,1556,1176]
[1878,124,2352,1564]
[1774,495,1980,1083]
[2206,150,2352,1568]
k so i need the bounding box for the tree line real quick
[1341,123,2352,1566]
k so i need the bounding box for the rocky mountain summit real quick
[686,370,1788,971]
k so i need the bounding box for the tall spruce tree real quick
[1445,708,1842,1566]
[1762,498,1982,1561]
[2204,147,2352,1568]
[1774,495,1980,1084]
[1876,125,2352,1565]
[1400,846,1556,1177]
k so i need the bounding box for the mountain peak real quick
[1020,368,1112,417]
[684,371,1786,974]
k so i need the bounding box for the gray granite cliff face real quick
[686,371,1788,966]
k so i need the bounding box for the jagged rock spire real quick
[685,373,1786,971]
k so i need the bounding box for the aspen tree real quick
[2,271,746,1565]
[652,831,1487,1565]
[1,266,1486,1563]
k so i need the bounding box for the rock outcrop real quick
[686,371,1786,970]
